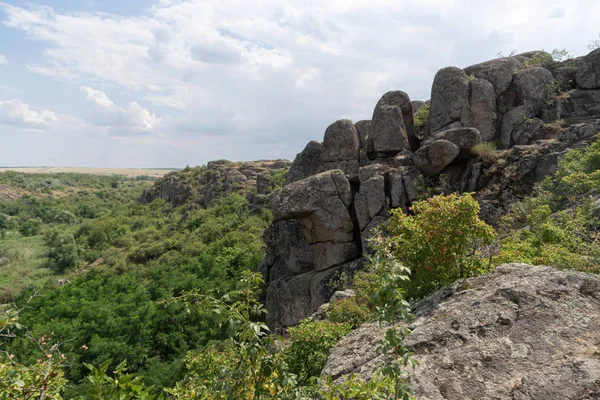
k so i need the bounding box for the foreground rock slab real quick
[323,263,600,400]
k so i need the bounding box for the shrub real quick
[18,218,41,237]
[387,194,496,299]
[326,297,370,328]
[44,228,80,273]
[283,320,351,386]
[522,52,554,69]
[471,141,497,159]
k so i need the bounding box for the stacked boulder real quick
[262,49,600,329]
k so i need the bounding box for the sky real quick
[0,0,598,168]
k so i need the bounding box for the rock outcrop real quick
[139,159,290,210]
[323,263,600,399]
[262,48,600,329]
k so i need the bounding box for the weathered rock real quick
[260,219,313,282]
[498,67,553,117]
[460,78,497,141]
[310,241,359,272]
[367,91,415,156]
[553,66,577,91]
[558,89,600,123]
[323,263,600,399]
[512,118,544,145]
[375,91,416,141]
[322,119,361,163]
[464,57,523,95]
[576,48,600,89]
[272,170,353,244]
[265,258,366,328]
[535,151,565,182]
[139,177,191,206]
[413,140,460,176]
[357,164,391,183]
[287,141,325,184]
[256,170,271,194]
[499,105,528,148]
[430,127,482,160]
[388,169,409,210]
[354,120,371,148]
[429,67,470,133]
[354,175,387,231]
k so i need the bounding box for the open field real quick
[0,167,176,177]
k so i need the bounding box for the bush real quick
[326,297,370,329]
[44,228,80,273]
[494,141,600,273]
[18,218,41,237]
[387,194,496,299]
[283,320,351,386]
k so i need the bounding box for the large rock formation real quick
[139,159,290,209]
[262,48,600,329]
[323,263,600,399]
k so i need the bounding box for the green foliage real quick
[283,320,351,386]
[268,169,288,193]
[413,103,429,139]
[320,236,418,400]
[44,229,80,273]
[495,141,600,272]
[326,297,370,328]
[388,194,496,299]
[77,359,158,399]
[18,218,41,237]
[471,141,497,159]
[167,271,299,399]
[0,308,68,399]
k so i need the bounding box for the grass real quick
[0,232,53,303]
[471,141,498,159]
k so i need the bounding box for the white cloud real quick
[80,86,162,133]
[0,99,57,127]
[0,54,7,65]
[1,0,600,167]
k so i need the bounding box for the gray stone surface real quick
[460,78,497,141]
[576,48,600,89]
[369,105,410,155]
[287,140,325,184]
[464,57,523,95]
[322,119,361,163]
[323,263,600,400]
[429,67,470,133]
[430,127,482,160]
[413,139,460,176]
[272,170,353,243]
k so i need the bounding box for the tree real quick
[44,228,80,273]
[387,194,496,299]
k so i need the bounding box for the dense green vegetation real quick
[0,172,272,396]
[494,140,600,271]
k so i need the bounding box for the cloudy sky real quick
[0,0,598,168]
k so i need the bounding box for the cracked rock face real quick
[323,263,600,400]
